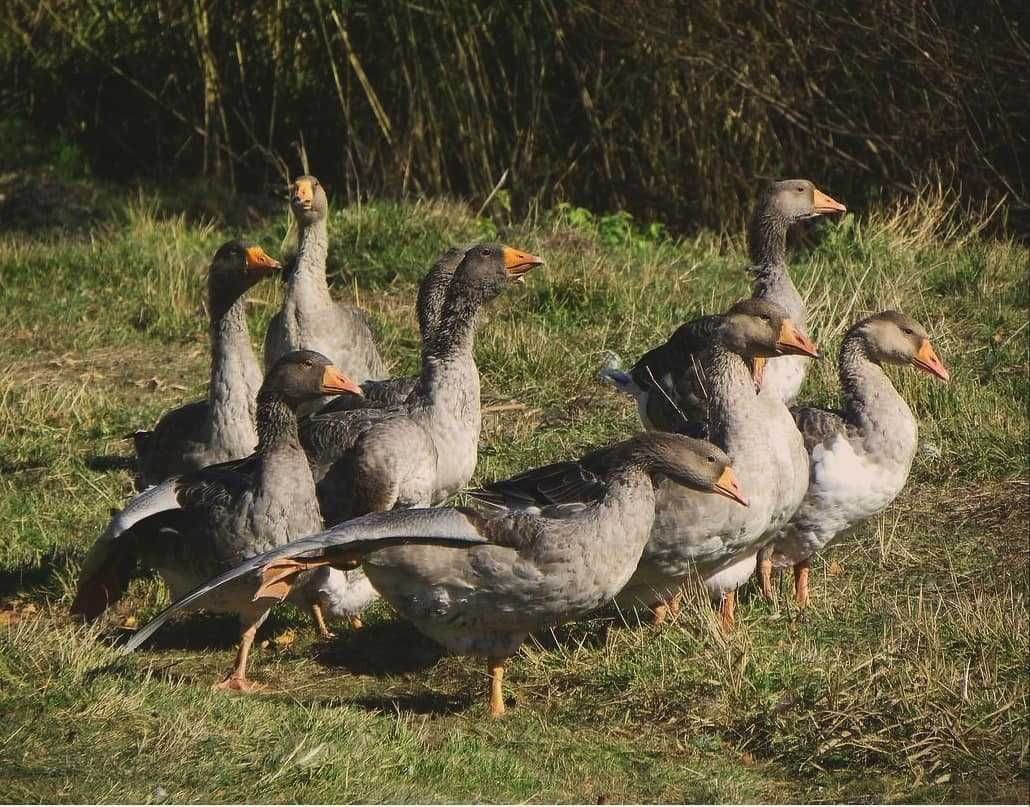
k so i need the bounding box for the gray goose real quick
[601,179,844,423]
[263,175,386,382]
[745,179,845,405]
[611,300,818,625]
[759,311,950,606]
[123,432,747,717]
[73,351,363,691]
[315,244,470,414]
[131,241,281,486]
[302,243,543,526]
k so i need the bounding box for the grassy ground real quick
[0,177,1026,803]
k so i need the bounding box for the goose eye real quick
[707,456,715,463]
[761,314,771,321]
[903,328,914,335]
[796,186,804,193]
[303,360,314,367]
[480,248,492,257]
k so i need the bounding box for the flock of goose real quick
[73,175,950,717]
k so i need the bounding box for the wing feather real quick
[121,507,492,653]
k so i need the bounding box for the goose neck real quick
[290,217,331,300]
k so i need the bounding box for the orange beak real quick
[750,356,767,391]
[502,246,544,282]
[292,179,315,209]
[912,339,950,382]
[712,467,748,507]
[776,320,820,358]
[812,187,847,215]
[320,366,364,396]
[244,245,282,274]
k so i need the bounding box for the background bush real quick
[1,0,1026,233]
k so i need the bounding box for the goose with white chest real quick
[759,311,950,605]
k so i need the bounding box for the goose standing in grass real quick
[610,300,819,625]
[130,241,281,487]
[745,179,846,405]
[263,175,386,381]
[73,351,364,691]
[600,179,844,423]
[122,433,747,717]
[315,244,470,414]
[758,311,950,606]
[302,243,543,526]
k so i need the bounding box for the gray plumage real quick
[613,300,818,607]
[133,241,280,486]
[746,179,846,405]
[313,244,472,415]
[263,176,386,382]
[764,311,949,583]
[75,351,364,688]
[301,244,544,525]
[123,433,742,711]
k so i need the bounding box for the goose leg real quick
[719,590,736,631]
[310,601,335,640]
[487,657,507,718]
[214,617,264,693]
[793,559,811,608]
[650,602,670,625]
[668,591,684,618]
[348,616,364,630]
[758,548,774,600]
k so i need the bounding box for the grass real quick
[0,178,1026,803]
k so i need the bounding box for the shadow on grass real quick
[0,548,78,600]
[312,617,446,676]
[85,454,136,473]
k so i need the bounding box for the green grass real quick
[0,181,1026,803]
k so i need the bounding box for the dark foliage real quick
[2,0,1026,232]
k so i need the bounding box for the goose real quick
[302,243,543,526]
[758,311,950,606]
[315,244,470,414]
[611,300,818,625]
[600,179,844,423]
[122,432,747,716]
[73,351,364,691]
[745,178,846,405]
[263,175,386,382]
[130,241,281,486]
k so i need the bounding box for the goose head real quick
[450,243,544,305]
[719,299,820,388]
[262,350,364,409]
[762,179,847,224]
[852,311,950,382]
[289,175,329,226]
[628,432,749,506]
[208,240,281,308]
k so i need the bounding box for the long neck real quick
[288,217,331,304]
[207,290,261,447]
[838,336,917,459]
[747,208,804,325]
[253,392,320,517]
[417,288,483,399]
[704,346,762,450]
[255,394,303,454]
[748,205,788,268]
[411,287,485,497]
